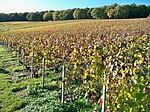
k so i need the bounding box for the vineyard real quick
[0,19,150,112]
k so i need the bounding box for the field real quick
[0,19,150,112]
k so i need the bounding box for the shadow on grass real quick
[0,68,9,74]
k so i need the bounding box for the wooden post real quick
[102,72,106,112]
[22,49,25,72]
[102,85,106,112]
[42,57,45,89]
[62,65,65,104]
[31,52,34,78]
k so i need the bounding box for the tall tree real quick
[35,12,43,21]
[107,9,115,19]
[63,9,74,20]
[147,5,150,15]
[137,5,148,18]
[59,10,64,20]
[43,11,53,21]
[18,13,28,21]
[86,8,93,19]
[10,13,22,21]
[106,3,118,18]
[53,11,60,21]
[26,12,39,21]
[73,8,86,19]
[126,4,138,18]
[113,6,129,19]
[27,12,43,21]
[0,13,10,22]
[105,3,118,13]
[91,7,107,19]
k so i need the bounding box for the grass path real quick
[0,45,64,112]
[0,46,24,112]
[0,46,43,112]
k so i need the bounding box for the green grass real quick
[0,73,25,112]
[0,45,62,111]
[6,66,24,72]
[0,46,25,111]
[0,46,40,111]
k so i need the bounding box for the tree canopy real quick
[43,11,54,21]
[0,4,150,22]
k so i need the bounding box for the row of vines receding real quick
[0,19,149,111]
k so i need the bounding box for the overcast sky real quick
[0,0,149,13]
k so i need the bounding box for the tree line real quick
[0,3,150,22]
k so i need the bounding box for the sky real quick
[0,0,150,13]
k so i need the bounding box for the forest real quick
[0,3,150,22]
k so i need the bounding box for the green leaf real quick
[136,59,143,65]
[129,108,133,112]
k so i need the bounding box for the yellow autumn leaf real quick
[134,54,138,58]
[90,73,95,78]
[136,59,143,65]
[129,108,133,112]
[58,49,60,54]
[90,67,94,73]
[95,75,99,80]
[117,103,121,108]
[88,49,91,53]
[82,72,88,79]
[125,69,129,74]
[73,48,77,53]
[29,52,33,57]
